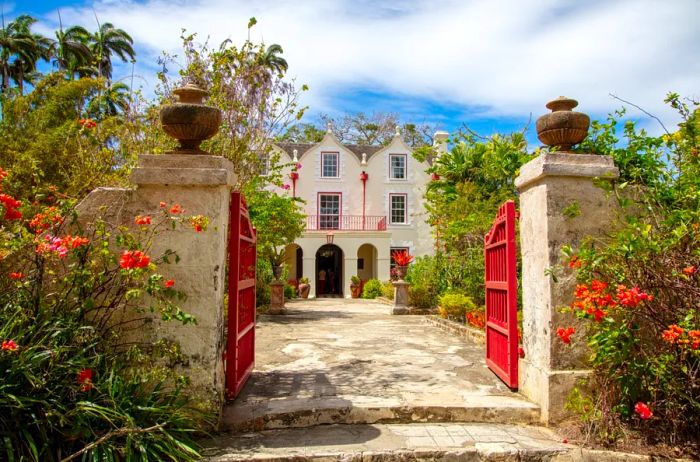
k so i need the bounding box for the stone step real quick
[203,422,572,461]
[221,397,540,432]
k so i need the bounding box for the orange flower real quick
[662,324,684,344]
[159,201,167,208]
[170,204,183,215]
[683,266,696,275]
[8,272,23,280]
[164,279,175,288]
[568,255,582,269]
[689,330,700,349]
[616,285,653,307]
[135,215,152,225]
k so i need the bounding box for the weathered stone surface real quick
[202,423,570,461]
[393,281,410,313]
[76,154,235,411]
[516,153,619,424]
[223,299,539,432]
[269,282,287,314]
[424,316,486,346]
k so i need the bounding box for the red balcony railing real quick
[305,215,387,231]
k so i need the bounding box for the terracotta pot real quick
[159,83,221,154]
[350,284,362,298]
[536,96,590,151]
[298,283,310,298]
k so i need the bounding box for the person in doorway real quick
[318,268,327,295]
[328,269,335,294]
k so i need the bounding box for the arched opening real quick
[284,244,302,288]
[357,243,378,285]
[315,244,343,297]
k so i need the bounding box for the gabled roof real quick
[275,142,386,163]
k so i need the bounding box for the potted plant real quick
[267,246,287,281]
[298,277,310,298]
[350,275,362,298]
[391,249,414,280]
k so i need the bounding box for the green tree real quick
[53,15,92,78]
[89,21,135,80]
[0,14,39,92]
[88,81,130,117]
[256,43,288,75]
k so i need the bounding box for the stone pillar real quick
[78,153,236,411]
[268,281,286,314]
[392,281,410,314]
[515,152,619,424]
[343,257,357,298]
[302,256,316,298]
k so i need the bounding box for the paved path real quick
[222,299,538,431]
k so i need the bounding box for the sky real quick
[9,0,700,144]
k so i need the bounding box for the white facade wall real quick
[273,130,434,297]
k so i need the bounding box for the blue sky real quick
[8,0,700,144]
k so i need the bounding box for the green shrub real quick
[438,293,476,320]
[351,275,361,285]
[409,285,439,309]
[381,280,394,300]
[362,279,383,299]
[0,180,209,461]
[284,284,297,299]
[256,258,273,307]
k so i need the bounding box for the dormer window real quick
[389,154,407,180]
[321,152,340,178]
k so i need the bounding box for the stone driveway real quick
[223,298,538,431]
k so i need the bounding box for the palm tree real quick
[88,81,130,117]
[89,22,135,80]
[0,14,36,92]
[257,43,288,75]
[53,12,92,78]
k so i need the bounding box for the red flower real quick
[1,339,18,351]
[282,184,291,190]
[634,402,653,420]
[616,285,653,307]
[683,266,696,275]
[135,215,152,225]
[77,368,94,391]
[590,280,608,293]
[164,279,175,288]
[518,346,525,358]
[78,118,97,129]
[159,201,167,208]
[662,324,684,344]
[556,327,575,344]
[194,224,203,232]
[119,250,151,270]
[689,330,700,350]
[170,204,183,214]
[8,272,23,280]
[392,250,414,266]
[591,308,607,322]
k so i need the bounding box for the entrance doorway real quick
[316,244,343,297]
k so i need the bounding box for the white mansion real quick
[272,125,446,298]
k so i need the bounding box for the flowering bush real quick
[0,169,210,460]
[561,96,699,450]
[466,309,486,329]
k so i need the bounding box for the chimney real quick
[433,131,449,156]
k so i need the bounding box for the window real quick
[257,152,270,176]
[390,247,410,268]
[319,193,341,229]
[321,152,339,178]
[389,154,407,179]
[389,194,407,224]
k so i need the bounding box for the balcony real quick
[305,215,387,231]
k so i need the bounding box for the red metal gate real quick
[226,192,257,399]
[484,200,519,390]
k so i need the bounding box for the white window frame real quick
[258,152,270,176]
[389,193,408,224]
[389,154,407,180]
[321,152,340,178]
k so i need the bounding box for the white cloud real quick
[36,0,700,132]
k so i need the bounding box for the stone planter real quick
[159,83,222,154]
[395,265,408,280]
[272,265,284,281]
[536,96,590,151]
[298,283,310,299]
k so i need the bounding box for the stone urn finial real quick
[159,82,222,154]
[536,96,590,151]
